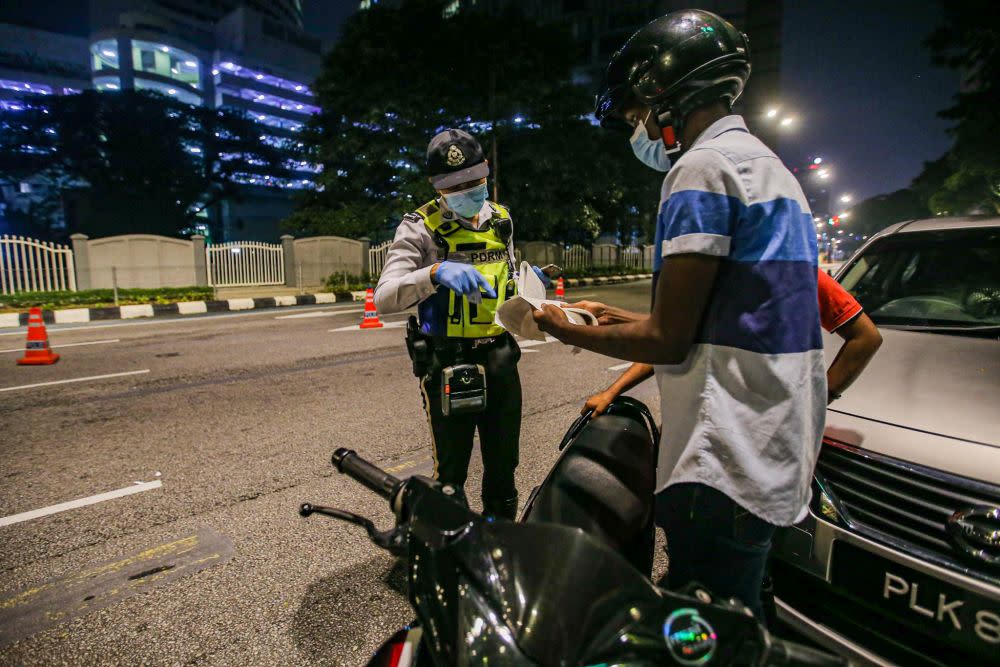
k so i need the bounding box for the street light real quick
[766,108,779,118]
[840,194,853,204]
[779,116,795,127]
[813,157,823,164]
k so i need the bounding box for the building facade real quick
[0,23,92,236]
[1,1,323,241]
[87,0,324,241]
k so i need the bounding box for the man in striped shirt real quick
[534,10,826,620]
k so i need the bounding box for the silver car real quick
[770,216,1000,666]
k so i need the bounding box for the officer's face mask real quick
[629,110,676,172]
[442,182,488,219]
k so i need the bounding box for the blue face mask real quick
[630,116,673,172]
[442,182,488,219]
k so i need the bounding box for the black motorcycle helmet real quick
[595,9,750,148]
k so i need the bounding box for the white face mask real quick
[629,111,675,172]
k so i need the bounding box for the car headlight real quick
[811,476,844,525]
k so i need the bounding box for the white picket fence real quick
[621,244,644,271]
[564,244,591,270]
[206,241,284,287]
[0,235,77,294]
[369,240,392,277]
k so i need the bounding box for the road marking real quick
[516,336,557,348]
[276,308,363,320]
[385,458,434,477]
[0,527,233,647]
[329,320,407,332]
[0,369,150,393]
[608,362,633,371]
[0,479,162,527]
[0,338,120,354]
[0,304,362,337]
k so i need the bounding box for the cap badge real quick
[446,145,466,166]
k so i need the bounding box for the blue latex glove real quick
[532,265,553,288]
[434,261,497,299]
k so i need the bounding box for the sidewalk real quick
[0,273,655,329]
[213,285,328,299]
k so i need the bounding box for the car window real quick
[839,227,1000,329]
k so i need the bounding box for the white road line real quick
[516,336,557,348]
[608,362,633,371]
[328,320,407,332]
[0,338,120,354]
[276,308,363,320]
[0,304,361,337]
[0,369,150,393]
[0,480,162,527]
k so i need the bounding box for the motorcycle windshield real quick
[458,522,664,665]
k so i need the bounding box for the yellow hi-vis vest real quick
[412,198,515,339]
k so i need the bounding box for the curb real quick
[0,292,359,329]
[564,273,653,287]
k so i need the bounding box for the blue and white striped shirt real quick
[653,115,826,526]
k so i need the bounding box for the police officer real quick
[375,128,545,520]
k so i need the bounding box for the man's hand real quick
[582,389,617,416]
[532,303,570,337]
[567,300,610,322]
[565,300,646,325]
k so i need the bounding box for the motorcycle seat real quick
[523,400,657,573]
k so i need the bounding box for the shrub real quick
[325,271,373,293]
[0,287,214,311]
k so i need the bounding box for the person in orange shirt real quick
[580,270,882,414]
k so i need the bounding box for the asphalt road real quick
[0,280,661,667]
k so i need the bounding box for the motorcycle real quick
[300,398,844,666]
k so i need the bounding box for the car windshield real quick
[838,226,1000,330]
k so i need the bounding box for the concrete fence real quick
[286,235,369,288]
[4,231,660,296]
[71,233,205,290]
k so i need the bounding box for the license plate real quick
[831,541,1000,662]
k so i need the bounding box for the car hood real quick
[825,327,1000,447]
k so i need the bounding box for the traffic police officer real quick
[375,128,541,520]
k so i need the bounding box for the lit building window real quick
[91,40,120,72]
[94,76,121,92]
[135,78,202,105]
[131,40,201,90]
[216,85,320,115]
[215,61,313,97]
[0,79,54,95]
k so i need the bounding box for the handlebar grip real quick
[768,638,846,667]
[332,448,403,501]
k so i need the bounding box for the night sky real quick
[2,0,960,206]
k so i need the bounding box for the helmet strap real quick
[655,109,682,153]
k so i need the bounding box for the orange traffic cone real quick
[17,307,59,365]
[555,277,565,299]
[359,288,383,329]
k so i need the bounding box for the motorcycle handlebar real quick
[331,448,403,502]
[767,638,847,667]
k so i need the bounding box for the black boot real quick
[482,493,518,521]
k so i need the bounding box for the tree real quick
[848,189,930,238]
[0,90,287,238]
[286,0,659,243]
[914,1,1000,214]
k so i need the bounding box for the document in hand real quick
[495,261,597,342]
